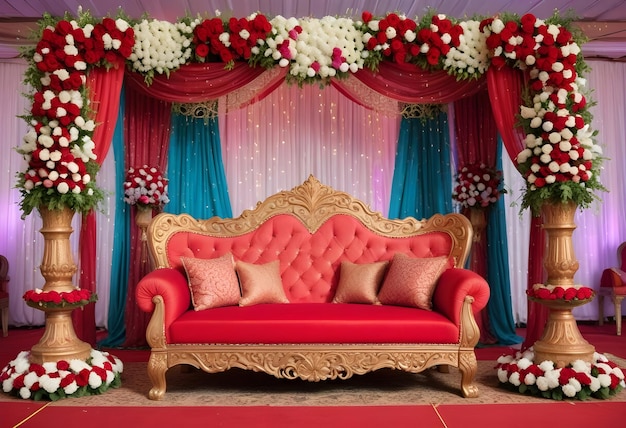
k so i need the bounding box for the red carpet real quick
[1,322,625,427]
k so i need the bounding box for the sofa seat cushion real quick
[168,303,459,344]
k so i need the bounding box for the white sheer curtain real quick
[504,59,626,324]
[0,59,114,328]
[218,81,400,216]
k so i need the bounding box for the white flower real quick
[562,383,577,397]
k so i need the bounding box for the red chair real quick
[0,255,8,337]
[599,242,626,336]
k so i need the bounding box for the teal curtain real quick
[388,111,453,219]
[486,140,523,345]
[165,113,232,218]
[99,86,130,348]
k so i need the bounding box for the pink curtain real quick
[486,66,547,348]
[74,66,125,345]
[453,89,499,344]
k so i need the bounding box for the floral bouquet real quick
[192,12,272,68]
[123,165,169,209]
[23,288,97,309]
[452,163,505,209]
[254,15,364,85]
[359,11,465,72]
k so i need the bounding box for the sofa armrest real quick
[432,268,490,326]
[136,268,191,334]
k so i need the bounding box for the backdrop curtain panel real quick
[166,113,233,219]
[487,143,523,345]
[453,89,522,345]
[74,66,125,346]
[487,66,547,348]
[122,80,172,347]
[388,110,452,220]
[98,87,130,348]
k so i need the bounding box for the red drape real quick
[121,79,173,347]
[453,89,499,344]
[350,61,485,103]
[486,66,547,348]
[74,66,125,345]
[124,62,280,103]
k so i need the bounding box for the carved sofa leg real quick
[147,353,168,401]
[458,351,479,398]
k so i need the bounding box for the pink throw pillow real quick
[377,254,449,310]
[236,260,289,306]
[333,261,388,304]
[182,254,241,311]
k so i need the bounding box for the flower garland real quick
[452,163,505,209]
[16,11,135,217]
[23,288,97,309]
[496,347,625,400]
[1,349,123,401]
[526,284,594,301]
[480,13,605,214]
[123,165,170,208]
[15,9,603,222]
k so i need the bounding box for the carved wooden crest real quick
[148,175,472,268]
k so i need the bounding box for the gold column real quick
[29,207,91,364]
[532,201,595,367]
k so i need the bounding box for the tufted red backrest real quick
[164,213,453,303]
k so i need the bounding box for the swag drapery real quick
[79,60,533,347]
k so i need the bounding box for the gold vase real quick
[29,207,92,364]
[468,207,487,243]
[532,201,595,366]
[541,201,579,287]
[135,205,153,242]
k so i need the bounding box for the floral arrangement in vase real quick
[452,163,505,209]
[123,165,170,209]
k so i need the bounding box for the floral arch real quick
[15,10,603,350]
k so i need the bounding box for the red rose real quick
[77,369,90,386]
[30,363,46,377]
[486,34,502,50]
[13,374,25,389]
[553,287,565,299]
[479,18,494,32]
[362,11,373,23]
[426,47,441,65]
[195,43,210,58]
[57,360,70,371]
[564,287,578,300]
[520,14,536,34]
[60,373,76,388]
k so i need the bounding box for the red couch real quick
[136,176,490,400]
